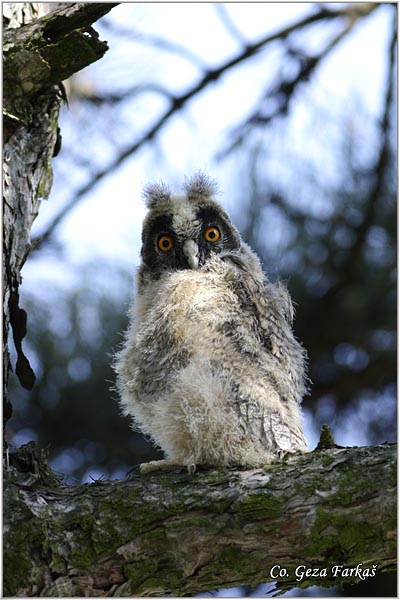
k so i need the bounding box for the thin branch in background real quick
[240,144,265,248]
[320,8,397,308]
[31,3,379,249]
[74,83,174,105]
[213,3,247,46]
[217,18,364,158]
[100,18,206,69]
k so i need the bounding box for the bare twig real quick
[214,4,247,45]
[217,17,369,158]
[73,83,174,105]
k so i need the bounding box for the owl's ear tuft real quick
[142,181,171,209]
[184,171,219,201]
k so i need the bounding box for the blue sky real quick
[28,3,393,269]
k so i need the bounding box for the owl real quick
[114,172,308,474]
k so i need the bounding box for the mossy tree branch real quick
[4,442,396,597]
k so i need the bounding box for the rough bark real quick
[3,2,117,427]
[3,442,396,597]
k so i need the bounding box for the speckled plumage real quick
[114,172,308,471]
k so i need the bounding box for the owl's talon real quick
[125,463,141,478]
[139,459,179,474]
[187,463,196,476]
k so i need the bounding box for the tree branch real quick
[70,82,174,105]
[4,442,396,597]
[3,3,118,125]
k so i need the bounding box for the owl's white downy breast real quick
[114,172,308,470]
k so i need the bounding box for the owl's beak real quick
[183,239,199,269]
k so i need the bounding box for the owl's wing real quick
[219,246,294,328]
[219,248,307,403]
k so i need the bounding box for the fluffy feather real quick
[183,170,219,200]
[142,181,171,209]
[114,175,308,471]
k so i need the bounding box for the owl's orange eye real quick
[158,235,174,252]
[204,226,221,243]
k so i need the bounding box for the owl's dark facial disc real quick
[195,206,241,266]
[140,199,241,279]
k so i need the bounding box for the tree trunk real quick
[3,442,396,597]
[3,1,117,428]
